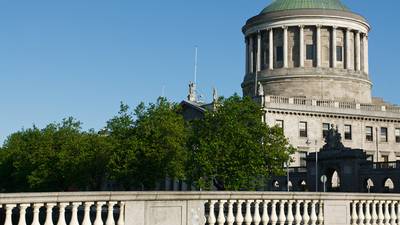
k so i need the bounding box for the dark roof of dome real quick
[261,0,350,14]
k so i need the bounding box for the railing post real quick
[323,200,351,225]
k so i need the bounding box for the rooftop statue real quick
[322,124,345,151]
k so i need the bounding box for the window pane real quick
[366,126,373,141]
[300,122,307,137]
[276,46,283,61]
[381,127,388,142]
[345,125,352,140]
[306,45,315,60]
[322,123,330,138]
[275,120,284,132]
[336,46,343,61]
[396,128,400,143]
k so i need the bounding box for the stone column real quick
[346,28,351,69]
[316,25,322,67]
[249,36,254,73]
[299,25,304,67]
[269,28,274,70]
[257,32,261,72]
[332,26,337,68]
[355,31,361,71]
[363,34,369,74]
[283,26,288,68]
[245,37,249,74]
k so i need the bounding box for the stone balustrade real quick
[1,192,400,225]
[265,95,400,116]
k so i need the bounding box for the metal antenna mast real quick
[194,46,198,85]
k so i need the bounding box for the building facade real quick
[242,0,400,166]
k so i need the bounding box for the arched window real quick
[273,180,280,188]
[384,178,394,190]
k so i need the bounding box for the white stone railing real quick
[1,192,400,225]
[265,95,400,114]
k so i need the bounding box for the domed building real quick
[242,0,400,166]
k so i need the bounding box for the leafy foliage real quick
[0,95,295,192]
[186,95,295,191]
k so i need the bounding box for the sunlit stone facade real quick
[242,0,400,166]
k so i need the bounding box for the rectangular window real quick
[306,44,315,60]
[395,128,400,143]
[381,127,388,142]
[322,123,330,138]
[382,155,389,162]
[344,125,352,140]
[366,126,373,142]
[336,46,343,61]
[299,151,307,167]
[276,46,283,61]
[275,120,284,131]
[299,122,308,138]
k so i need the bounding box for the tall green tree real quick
[0,118,111,192]
[107,98,188,190]
[187,95,295,191]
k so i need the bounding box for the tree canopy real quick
[0,95,295,192]
[186,95,295,190]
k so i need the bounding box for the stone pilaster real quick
[299,25,305,67]
[316,25,322,67]
[257,32,261,72]
[346,28,351,69]
[283,26,288,68]
[269,28,274,70]
[355,31,361,71]
[332,26,337,68]
[249,36,254,73]
[363,34,369,74]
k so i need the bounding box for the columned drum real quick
[242,0,372,104]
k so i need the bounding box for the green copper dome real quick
[261,0,350,14]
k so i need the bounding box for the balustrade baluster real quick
[245,200,253,225]
[208,200,217,225]
[82,202,93,225]
[94,202,105,225]
[295,201,302,225]
[310,200,317,225]
[217,200,226,225]
[117,202,125,225]
[261,200,270,225]
[271,200,278,225]
[44,203,56,225]
[359,201,365,225]
[352,201,358,225]
[253,200,261,225]
[287,200,294,225]
[317,201,324,225]
[4,204,16,225]
[378,201,384,225]
[236,200,244,225]
[365,201,372,225]
[32,203,43,225]
[303,201,310,225]
[371,201,378,225]
[69,203,80,225]
[106,201,116,225]
[18,204,29,225]
[226,200,235,225]
[278,200,286,225]
[57,203,68,225]
[384,201,391,225]
[390,201,396,225]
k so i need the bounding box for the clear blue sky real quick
[0,0,399,143]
